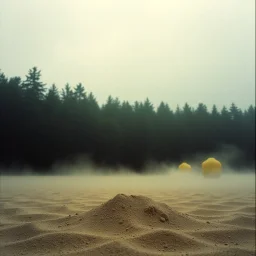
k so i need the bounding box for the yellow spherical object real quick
[178,162,192,172]
[202,158,222,177]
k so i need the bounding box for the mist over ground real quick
[1,171,255,196]
[1,143,254,176]
[2,146,254,195]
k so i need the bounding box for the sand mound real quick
[189,228,256,247]
[237,206,256,215]
[71,240,157,256]
[129,230,208,252]
[1,207,25,216]
[55,194,206,235]
[0,223,43,244]
[42,205,73,214]
[221,215,255,228]
[11,213,63,222]
[1,233,106,256]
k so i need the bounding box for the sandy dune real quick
[0,174,255,255]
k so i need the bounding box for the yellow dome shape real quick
[202,158,222,177]
[178,162,192,172]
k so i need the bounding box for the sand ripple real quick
[0,176,255,256]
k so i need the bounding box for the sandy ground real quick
[0,173,255,256]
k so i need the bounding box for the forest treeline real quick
[0,67,255,173]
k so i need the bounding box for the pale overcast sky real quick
[0,0,255,110]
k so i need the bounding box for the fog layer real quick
[1,173,255,196]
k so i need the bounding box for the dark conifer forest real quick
[0,67,255,173]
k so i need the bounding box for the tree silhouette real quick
[74,83,86,102]
[0,67,255,173]
[22,67,46,100]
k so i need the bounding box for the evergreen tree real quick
[61,83,74,102]
[74,83,86,102]
[46,84,60,102]
[22,67,46,100]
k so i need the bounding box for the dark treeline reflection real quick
[0,67,255,173]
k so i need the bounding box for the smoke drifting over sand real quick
[1,171,255,194]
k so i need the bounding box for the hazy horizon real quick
[0,0,255,109]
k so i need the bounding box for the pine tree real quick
[74,83,86,102]
[61,83,74,102]
[46,84,60,102]
[22,67,46,100]
[211,104,219,117]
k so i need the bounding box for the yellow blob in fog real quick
[202,158,222,177]
[178,162,192,172]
